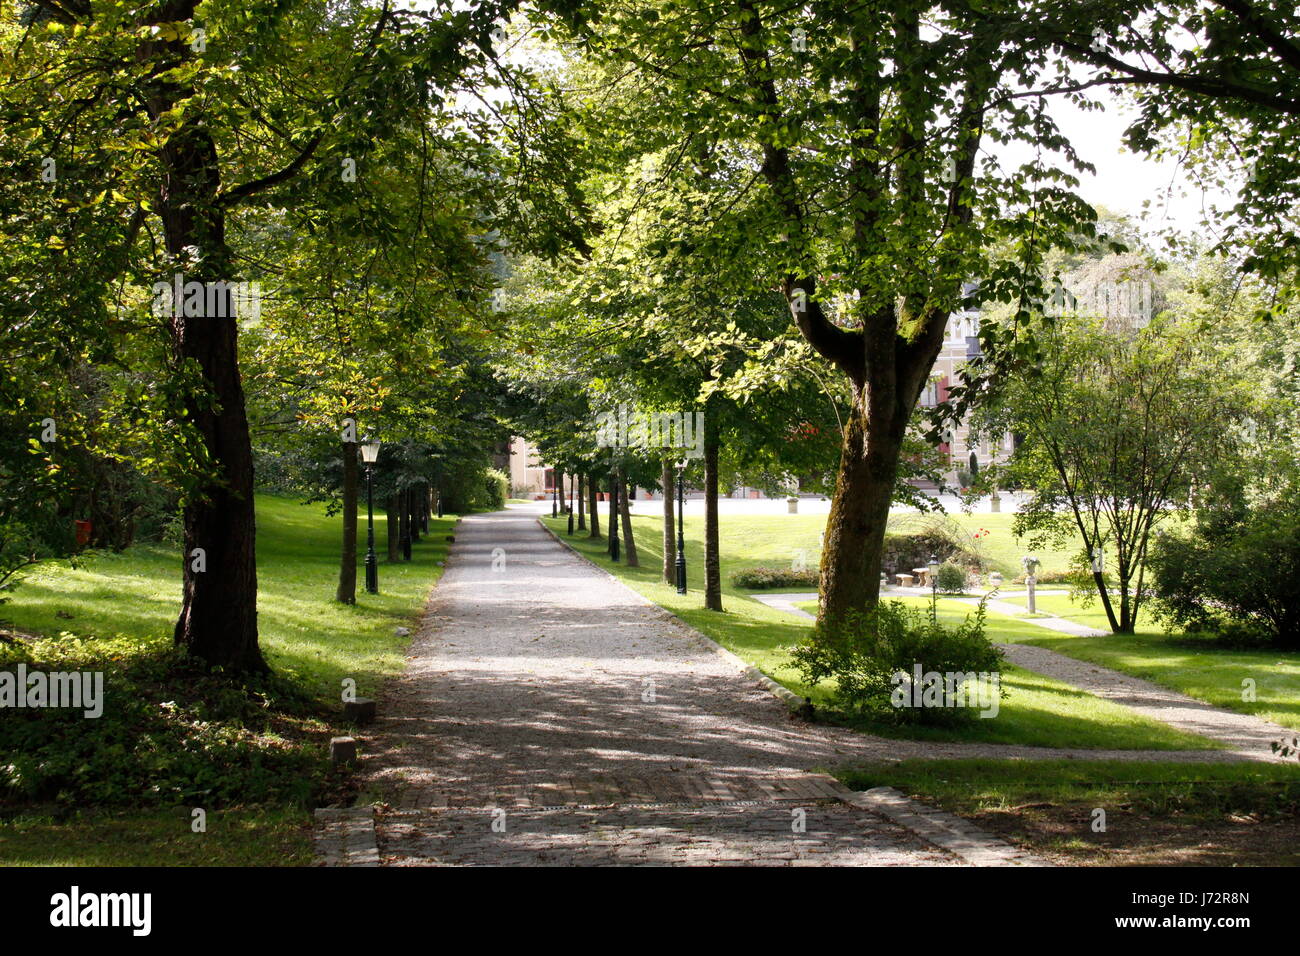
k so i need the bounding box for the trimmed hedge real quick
[731,566,820,589]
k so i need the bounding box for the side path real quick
[325,509,1058,865]
[753,592,1293,761]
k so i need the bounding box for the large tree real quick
[556,0,1096,623]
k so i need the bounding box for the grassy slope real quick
[542,514,1216,751]
[1,494,453,866]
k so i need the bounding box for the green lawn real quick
[980,594,1300,732]
[1,493,454,866]
[3,494,453,702]
[629,508,1084,580]
[542,515,1219,752]
[801,555,1300,735]
[1000,592,1159,630]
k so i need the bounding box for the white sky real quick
[997,85,1235,243]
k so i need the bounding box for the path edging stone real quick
[314,806,380,866]
[842,787,1048,867]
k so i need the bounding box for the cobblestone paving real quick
[379,800,960,867]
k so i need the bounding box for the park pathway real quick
[337,508,1058,866]
[324,508,1250,866]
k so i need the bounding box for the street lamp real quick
[552,470,559,518]
[360,437,381,594]
[927,553,939,622]
[675,458,688,594]
[608,462,620,562]
[567,472,575,535]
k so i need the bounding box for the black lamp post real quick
[608,464,620,562]
[927,552,939,622]
[552,470,559,518]
[675,458,687,594]
[567,471,575,534]
[361,438,381,594]
[400,481,412,561]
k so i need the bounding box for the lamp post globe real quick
[567,471,575,535]
[360,438,382,594]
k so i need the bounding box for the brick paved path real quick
[378,801,958,867]
[347,508,997,865]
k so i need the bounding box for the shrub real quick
[731,566,820,589]
[1149,499,1300,649]
[791,599,1004,724]
[934,561,967,594]
[0,639,325,809]
[478,468,509,511]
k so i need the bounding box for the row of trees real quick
[0,1,585,669]
[5,0,1298,672]
[486,1,1297,635]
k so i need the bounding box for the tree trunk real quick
[620,473,639,568]
[587,470,600,538]
[409,484,421,543]
[817,382,905,624]
[577,473,586,531]
[399,487,411,561]
[155,54,264,673]
[386,492,400,562]
[703,416,723,611]
[661,459,676,585]
[336,440,358,604]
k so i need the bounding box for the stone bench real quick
[895,573,915,587]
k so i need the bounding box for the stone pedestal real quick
[330,736,358,766]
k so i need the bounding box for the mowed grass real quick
[631,508,1084,580]
[541,515,1218,752]
[3,493,454,702]
[961,592,1300,732]
[1000,592,1159,631]
[1,493,454,866]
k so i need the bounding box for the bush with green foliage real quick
[791,599,1003,723]
[881,514,988,577]
[479,468,509,511]
[935,561,968,594]
[731,566,820,589]
[1150,490,1300,648]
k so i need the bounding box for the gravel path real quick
[1000,644,1294,760]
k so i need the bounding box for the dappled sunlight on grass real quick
[2,495,455,702]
